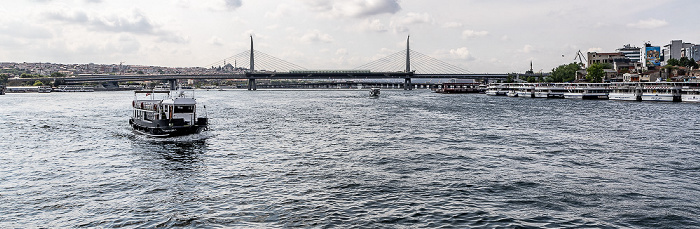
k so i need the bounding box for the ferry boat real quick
[54,85,94,92]
[515,85,533,97]
[681,86,700,102]
[563,84,609,100]
[506,89,519,97]
[129,90,208,137]
[533,84,549,98]
[437,82,480,93]
[608,83,641,101]
[369,88,380,97]
[38,86,52,93]
[485,84,508,96]
[639,84,681,102]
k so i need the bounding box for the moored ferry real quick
[681,86,700,102]
[608,83,642,101]
[129,90,208,137]
[485,84,508,96]
[638,83,681,102]
[562,83,609,100]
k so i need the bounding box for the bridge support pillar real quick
[169,79,177,90]
[404,78,412,90]
[248,79,256,91]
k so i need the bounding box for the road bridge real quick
[8,36,522,90]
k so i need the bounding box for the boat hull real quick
[681,95,700,102]
[130,118,208,137]
[608,93,639,101]
[641,94,678,102]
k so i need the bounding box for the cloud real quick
[300,30,334,43]
[449,47,475,60]
[303,0,401,18]
[0,21,53,39]
[358,19,388,32]
[208,36,224,46]
[336,48,348,55]
[45,9,187,43]
[224,0,242,10]
[627,18,668,29]
[442,22,462,28]
[265,4,294,18]
[400,12,433,25]
[519,45,535,53]
[176,0,242,11]
[462,30,489,39]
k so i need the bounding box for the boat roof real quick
[134,90,171,94]
[162,97,196,105]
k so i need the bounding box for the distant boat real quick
[369,88,380,97]
[129,90,208,137]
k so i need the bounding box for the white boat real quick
[608,83,641,101]
[563,84,609,100]
[639,84,681,102]
[129,90,208,137]
[681,87,700,102]
[485,84,508,96]
[516,86,533,98]
[369,88,380,97]
[506,90,519,97]
[533,85,549,98]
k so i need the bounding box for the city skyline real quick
[1,0,698,73]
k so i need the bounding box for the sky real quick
[0,0,697,73]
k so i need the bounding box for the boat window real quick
[174,106,194,113]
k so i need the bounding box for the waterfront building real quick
[641,43,661,70]
[660,40,700,66]
[617,44,641,63]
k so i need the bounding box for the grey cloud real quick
[0,21,53,39]
[304,0,401,18]
[90,10,156,34]
[44,9,187,43]
[224,0,242,10]
[46,11,89,23]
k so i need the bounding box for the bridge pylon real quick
[405,36,412,90]
[248,35,256,91]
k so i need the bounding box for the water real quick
[1,90,699,228]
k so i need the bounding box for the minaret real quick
[530,61,533,73]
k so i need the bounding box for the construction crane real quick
[574,50,587,68]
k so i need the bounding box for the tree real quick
[50,72,66,78]
[679,57,699,69]
[548,63,580,82]
[586,63,605,83]
[505,73,515,83]
[0,74,8,84]
[33,80,44,86]
[667,58,680,66]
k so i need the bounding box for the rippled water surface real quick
[1,90,699,228]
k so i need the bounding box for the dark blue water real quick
[1,90,699,228]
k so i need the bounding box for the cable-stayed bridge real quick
[45,37,511,90]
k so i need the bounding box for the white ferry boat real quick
[608,83,641,101]
[55,85,94,92]
[506,89,519,97]
[129,90,208,137]
[639,84,681,102]
[533,84,549,98]
[563,84,609,100]
[485,84,508,96]
[515,85,533,98]
[681,86,700,102]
